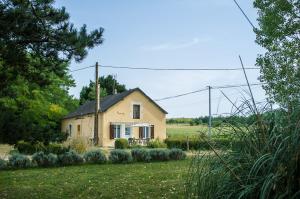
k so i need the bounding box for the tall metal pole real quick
[94,62,99,145]
[208,86,212,138]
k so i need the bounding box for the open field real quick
[0,160,190,199]
[166,124,229,139]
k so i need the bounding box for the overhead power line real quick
[212,83,264,89]
[233,0,256,29]
[70,65,94,72]
[100,65,259,71]
[154,83,264,102]
[155,88,208,102]
[69,64,260,73]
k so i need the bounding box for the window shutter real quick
[139,127,143,138]
[110,124,115,139]
[151,125,154,139]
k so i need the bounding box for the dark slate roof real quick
[64,88,167,119]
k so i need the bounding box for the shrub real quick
[169,148,186,160]
[32,151,57,167]
[109,150,132,163]
[165,138,233,150]
[58,150,83,166]
[129,143,143,149]
[114,138,129,149]
[69,138,88,153]
[131,148,151,162]
[149,149,170,161]
[147,139,167,148]
[46,143,70,154]
[9,154,31,168]
[0,159,7,170]
[84,150,107,164]
[15,140,35,154]
[15,141,68,155]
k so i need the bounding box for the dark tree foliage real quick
[79,75,127,105]
[0,0,104,144]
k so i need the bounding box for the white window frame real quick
[114,125,121,139]
[142,126,150,139]
[125,126,132,138]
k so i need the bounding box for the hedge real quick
[131,148,186,162]
[16,141,69,155]
[165,138,237,150]
[84,150,107,164]
[109,149,132,163]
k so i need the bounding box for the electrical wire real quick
[154,88,208,102]
[69,64,260,72]
[233,0,256,29]
[154,83,264,102]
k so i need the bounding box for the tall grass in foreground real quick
[186,99,300,198]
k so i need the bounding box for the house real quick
[61,88,167,147]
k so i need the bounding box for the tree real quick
[79,75,127,105]
[0,0,103,144]
[254,0,300,109]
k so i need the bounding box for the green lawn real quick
[166,124,226,139]
[0,160,190,199]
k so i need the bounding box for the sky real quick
[55,0,267,118]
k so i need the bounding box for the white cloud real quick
[142,37,211,51]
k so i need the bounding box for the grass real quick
[0,159,190,199]
[166,124,230,139]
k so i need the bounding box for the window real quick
[133,104,140,119]
[114,125,121,138]
[142,127,150,139]
[125,126,131,137]
[69,124,72,137]
[77,125,81,136]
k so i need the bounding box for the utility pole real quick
[208,86,212,138]
[94,62,99,145]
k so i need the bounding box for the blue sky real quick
[55,0,266,118]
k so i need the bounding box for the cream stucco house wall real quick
[61,88,167,147]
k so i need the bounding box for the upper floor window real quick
[133,104,140,119]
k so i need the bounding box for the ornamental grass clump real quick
[169,148,186,160]
[8,153,31,168]
[186,96,300,198]
[0,159,7,170]
[58,150,83,166]
[109,149,132,163]
[84,150,107,164]
[32,151,57,167]
[149,149,170,161]
[131,148,151,162]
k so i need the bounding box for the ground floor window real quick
[69,124,72,137]
[142,127,150,139]
[114,125,121,138]
[125,126,132,137]
[77,124,81,136]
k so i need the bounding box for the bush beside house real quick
[114,139,129,149]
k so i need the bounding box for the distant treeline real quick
[167,115,257,127]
